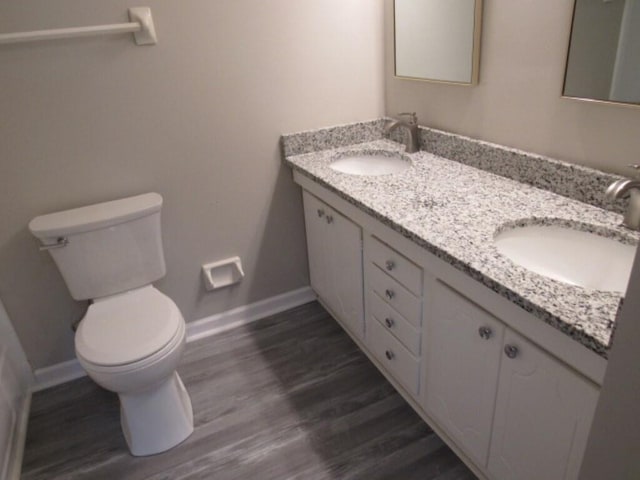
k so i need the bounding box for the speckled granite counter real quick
[283,125,639,359]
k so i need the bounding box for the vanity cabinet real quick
[295,175,603,480]
[302,191,364,339]
[426,281,599,480]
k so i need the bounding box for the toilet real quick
[28,192,193,456]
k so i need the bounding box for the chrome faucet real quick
[606,165,640,231]
[385,112,420,153]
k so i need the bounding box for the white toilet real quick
[28,192,194,456]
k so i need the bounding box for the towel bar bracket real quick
[128,7,156,46]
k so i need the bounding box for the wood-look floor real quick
[21,302,476,480]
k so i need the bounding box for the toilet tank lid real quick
[29,192,162,238]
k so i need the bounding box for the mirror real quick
[393,0,483,85]
[564,0,640,106]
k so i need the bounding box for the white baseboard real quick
[32,358,86,392]
[32,286,316,392]
[186,286,315,343]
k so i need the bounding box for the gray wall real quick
[385,0,640,175]
[0,0,385,369]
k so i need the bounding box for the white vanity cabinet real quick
[302,191,364,339]
[426,281,599,480]
[295,174,603,480]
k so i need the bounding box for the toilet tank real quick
[29,193,167,301]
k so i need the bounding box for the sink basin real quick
[329,151,411,176]
[494,224,637,293]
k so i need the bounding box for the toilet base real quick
[119,371,194,456]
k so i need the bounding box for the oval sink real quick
[494,224,637,293]
[330,151,411,176]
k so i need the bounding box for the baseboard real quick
[6,392,31,480]
[186,286,316,343]
[32,286,316,392]
[32,358,86,392]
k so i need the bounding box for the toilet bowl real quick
[28,193,194,456]
[75,286,193,456]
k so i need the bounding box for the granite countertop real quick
[285,138,638,359]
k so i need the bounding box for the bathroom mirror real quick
[393,0,483,85]
[563,0,640,106]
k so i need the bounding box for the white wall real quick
[385,0,640,175]
[0,0,385,369]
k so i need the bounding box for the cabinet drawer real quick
[368,316,420,396]
[369,291,420,355]
[366,235,422,295]
[368,264,422,327]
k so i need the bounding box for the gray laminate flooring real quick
[21,301,476,480]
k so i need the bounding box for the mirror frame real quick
[562,0,640,109]
[393,0,483,86]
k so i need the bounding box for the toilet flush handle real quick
[39,237,69,251]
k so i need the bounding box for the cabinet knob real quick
[385,350,395,360]
[504,345,519,359]
[385,289,395,300]
[317,208,325,218]
[478,326,492,340]
[385,318,394,328]
[385,260,395,271]
[326,215,334,224]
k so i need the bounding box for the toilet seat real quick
[75,286,183,368]
[77,320,185,377]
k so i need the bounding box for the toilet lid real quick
[75,287,183,367]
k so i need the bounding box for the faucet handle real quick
[398,112,418,125]
[628,164,640,178]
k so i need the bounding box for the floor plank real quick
[21,302,476,480]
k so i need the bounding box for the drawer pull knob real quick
[385,350,395,360]
[385,260,395,271]
[478,326,492,340]
[326,215,334,224]
[385,289,395,300]
[504,345,519,359]
[385,318,394,328]
[317,208,325,218]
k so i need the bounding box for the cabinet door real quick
[424,282,504,466]
[488,330,599,480]
[326,207,364,339]
[302,192,330,302]
[302,191,364,339]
